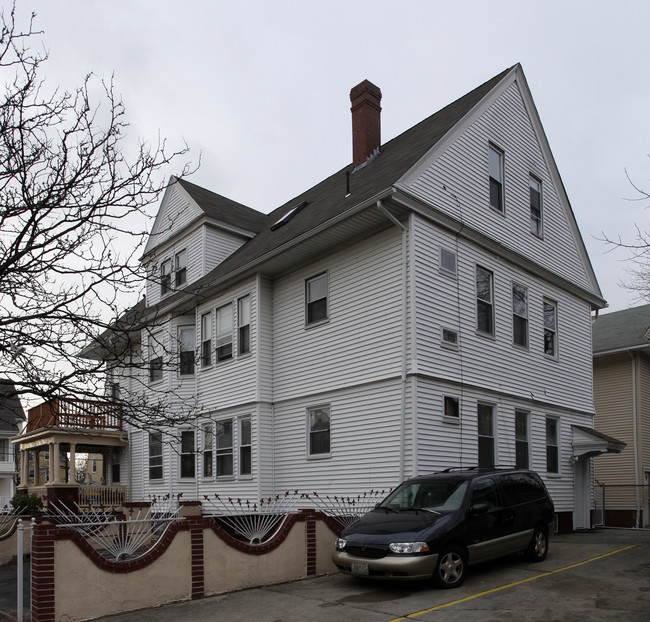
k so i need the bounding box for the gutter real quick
[376,200,408,481]
[151,188,395,319]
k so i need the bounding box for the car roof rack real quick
[439,465,517,473]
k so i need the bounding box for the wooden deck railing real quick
[27,399,123,432]
[78,485,127,508]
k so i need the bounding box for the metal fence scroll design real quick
[49,496,183,561]
[202,491,299,545]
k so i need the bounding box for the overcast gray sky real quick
[14,0,650,313]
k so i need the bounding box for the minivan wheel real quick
[434,545,467,588]
[524,527,548,562]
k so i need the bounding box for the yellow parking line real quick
[386,545,635,621]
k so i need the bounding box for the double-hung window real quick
[216,419,234,477]
[546,417,559,474]
[239,417,252,476]
[489,144,504,212]
[543,299,557,357]
[308,406,331,456]
[216,304,233,362]
[515,410,529,469]
[149,334,163,383]
[180,430,195,478]
[175,250,187,287]
[306,273,328,324]
[201,312,212,367]
[238,295,251,355]
[512,283,528,347]
[148,432,163,480]
[178,326,195,376]
[203,423,213,478]
[160,260,172,296]
[476,266,494,335]
[530,175,542,236]
[477,404,495,467]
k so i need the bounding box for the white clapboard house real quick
[90,64,613,532]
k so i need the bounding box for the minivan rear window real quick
[500,472,547,505]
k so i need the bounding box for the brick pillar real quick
[189,518,204,599]
[303,509,317,576]
[31,521,56,622]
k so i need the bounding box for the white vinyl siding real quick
[402,80,595,293]
[411,216,594,413]
[273,228,403,403]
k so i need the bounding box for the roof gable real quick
[143,177,267,257]
[398,64,602,300]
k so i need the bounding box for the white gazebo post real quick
[69,443,76,484]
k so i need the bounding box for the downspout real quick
[627,351,641,527]
[376,200,408,481]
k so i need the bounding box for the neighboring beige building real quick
[592,305,650,489]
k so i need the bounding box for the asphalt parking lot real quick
[3,528,650,621]
[95,528,650,622]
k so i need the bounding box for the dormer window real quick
[175,250,187,287]
[160,260,172,296]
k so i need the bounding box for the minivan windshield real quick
[379,480,468,513]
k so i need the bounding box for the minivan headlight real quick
[335,538,347,551]
[389,541,429,554]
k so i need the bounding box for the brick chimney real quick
[350,79,382,168]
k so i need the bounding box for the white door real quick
[573,457,590,530]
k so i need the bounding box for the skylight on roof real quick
[270,200,309,231]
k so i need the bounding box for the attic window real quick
[270,201,309,231]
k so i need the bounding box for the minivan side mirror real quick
[470,503,489,516]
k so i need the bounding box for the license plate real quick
[351,562,369,575]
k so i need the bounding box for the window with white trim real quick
[546,417,559,474]
[512,283,528,347]
[440,247,457,276]
[148,432,163,480]
[148,334,163,383]
[489,144,504,212]
[180,430,195,478]
[160,260,172,296]
[216,419,233,477]
[477,403,495,467]
[530,175,542,237]
[175,250,187,287]
[238,295,251,355]
[444,396,459,419]
[306,273,328,324]
[203,423,213,478]
[239,417,252,476]
[178,326,195,376]
[476,266,494,335]
[543,299,557,357]
[515,410,529,469]
[308,406,330,456]
[216,304,233,362]
[201,312,212,367]
[441,327,459,348]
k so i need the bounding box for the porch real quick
[12,398,128,508]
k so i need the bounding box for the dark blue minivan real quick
[333,467,555,588]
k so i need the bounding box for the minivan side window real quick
[500,472,547,505]
[470,478,499,509]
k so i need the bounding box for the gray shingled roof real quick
[0,380,25,432]
[592,304,650,354]
[183,66,514,292]
[175,177,268,234]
